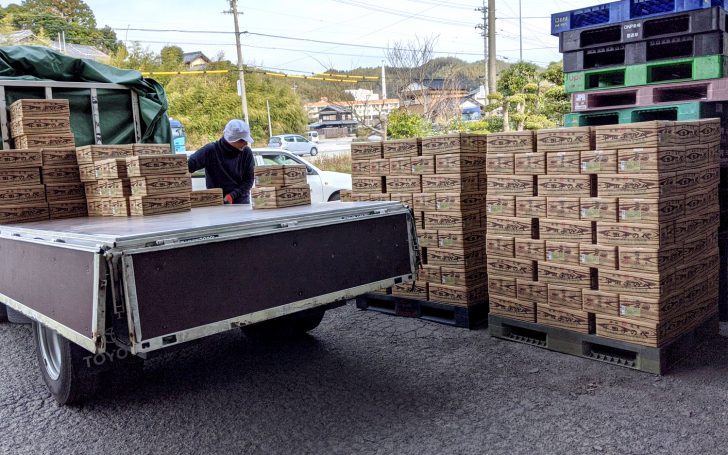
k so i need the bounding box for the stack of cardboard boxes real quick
[487,121,720,347]
[251,164,311,209]
[349,135,490,307]
[9,99,74,149]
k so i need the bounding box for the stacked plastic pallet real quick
[349,135,490,307]
[487,120,720,348]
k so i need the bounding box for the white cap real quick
[223,119,254,144]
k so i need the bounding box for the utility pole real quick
[381,61,387,100]
[225,0,249,124]
[266,100,272,138]
[475,2,488,95]
[488,0,496,93]
[519,0,523,61]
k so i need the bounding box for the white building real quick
[344,88,379,102]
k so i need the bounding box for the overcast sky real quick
[13,0,601,73]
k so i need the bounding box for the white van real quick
[306,131,320,143]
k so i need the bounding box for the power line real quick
[331,0,474,26]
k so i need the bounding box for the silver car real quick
[268,134,319,156]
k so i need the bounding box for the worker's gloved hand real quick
[224,194,234,205]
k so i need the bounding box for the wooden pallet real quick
[355,293,488,329]
[489,313,719,375]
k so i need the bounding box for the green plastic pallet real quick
[563,101,725,127]
[565,55,728,94]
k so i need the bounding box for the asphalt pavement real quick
[3,304,728,455]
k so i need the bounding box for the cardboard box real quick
[389,193,414,207]
[0,168,41,187]
[545,241,580,266]
[486,131,534,153]
[75,144,134,165]
[129,192,193,215]
[428,283,487,306]
[580,197,618,221]
[699,119,721,143]
[86,198,105,217]
[424,211,480,231]
[130,175,192,197]
[0,149,42,168]
[515,238,546,261]
[251,185,311,209]
[387,176,421,193]
[419,265,441,283]
[547,285,585,310]
[41,165,81,184]
[671,169,699,195]
[78,164,97,182]
[486,235,515,258]
[596,221,665,247]
[352,176,384,194]
[580,150,617,174]
[351,160,371,175]
[579,244,618,269]
[684,190,718,215]
[9,98,69,118]
[0,203,49,223]
[421,174,478,193]
[546,152,582,174]
[190,189,224,208]
[427,247,485,269]
[437,230,486,249]
[132,143,171,156]
[351,141,382,160]
[598,269,669,297]
[488,275,517,298]
[0,184,45,205]
[674,254,719,288]
[460,134,488,153]
[582,290,619,315]
[546,197,581,220]
[9,117,72,136]
[537,175,591,197]
[91,179,130,198]
[435,192,485,212]
[14,134,74,149]
[618,197,684,223]
[254,165,307,187]
[48,199,87,220]
[696,165,720,190]
[124,155,189,178]
[489,295,536,322]
[682,143,712,169]
[538,263,592,288]
[389,157,412,176]
[418,229,439,248]
[420,135,461,155]
[411,156,435,175]
[440,266,487,287]
[44,183,84,202]
[594,121,698,149]
[539,219,593,242]
[370,159,390,176]
[537,305,593,333]
[537,127,593,152]
[41,147,77,167]
[486,216,533,237]
[487,175,534,196]
[94,158,128,179]
[487,257,535,280]
[412,193,437,211]
[391,282,428,300]
[478,172,488,191]
[485,153,515,174]
[514,152,546,175]
[485,195,516,216]
[516,196,547,218]
[516,279,548,304]
[383,138,420,158]
[596,174,671,197]
[104,197,130,217]
[617,147,682,174]
[436,154,486,174]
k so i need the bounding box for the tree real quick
[386,108,430,139]
[495,62,560,131]
[160,45,184,70]
[23,0,96,27]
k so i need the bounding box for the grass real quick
[309,154,352,174]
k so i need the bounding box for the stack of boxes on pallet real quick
[487,120,720,347]
[81,144,193,216]
[0,99,86,223]
[347,135,489,307]
[251,165,311,209]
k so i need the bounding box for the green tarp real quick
[0,45,170,146]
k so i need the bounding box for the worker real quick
[187,119,255,204]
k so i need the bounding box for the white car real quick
[191,149,351,202]
[268,134,319,156]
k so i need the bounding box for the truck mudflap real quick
[0,238,106,353]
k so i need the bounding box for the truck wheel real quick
[242,307,326,339]
[0,304,7,323]
[33,322,100,405]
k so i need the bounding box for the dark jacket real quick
[187,138,255,204]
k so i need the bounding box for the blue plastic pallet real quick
[552,0,728,35]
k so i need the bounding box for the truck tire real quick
[242,307,326,339]
[0,304,7,323]
[33,322,100,405]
